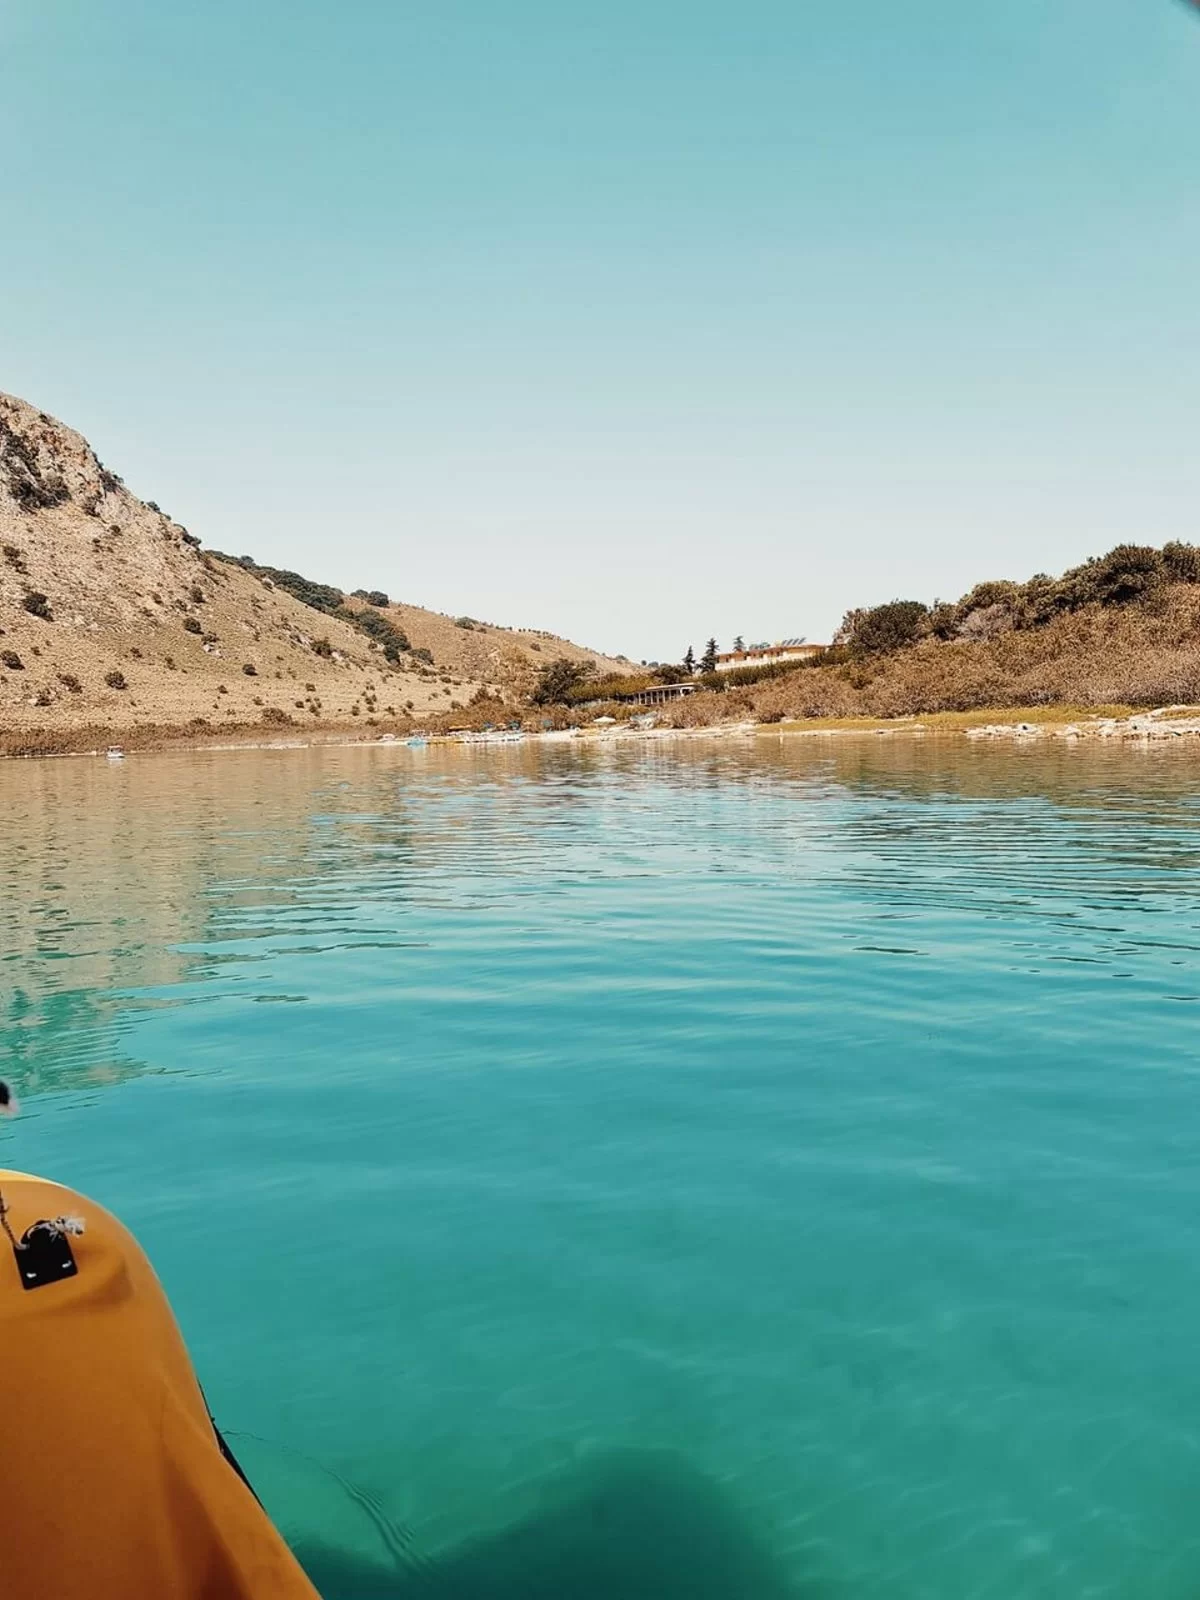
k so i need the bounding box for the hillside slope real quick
[0,392,624,738]
[650,558,1200,727]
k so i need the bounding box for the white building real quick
[714,639,825,673]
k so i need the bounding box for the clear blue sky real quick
[2,1,1197,659]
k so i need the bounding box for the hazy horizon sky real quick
[3,1,1197,660]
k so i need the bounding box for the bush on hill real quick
[214,553,415,662]
[335,603,409,662]
[531,658,594,705]
[839,600,930,655]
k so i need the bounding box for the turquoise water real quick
[4,735,1200,1597]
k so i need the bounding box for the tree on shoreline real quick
[732,635,745,653]
[700,638,718,674]
[683,644,695,675]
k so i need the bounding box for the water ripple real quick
[3,737,1200,1597]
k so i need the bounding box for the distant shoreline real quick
[5,705,1200,761]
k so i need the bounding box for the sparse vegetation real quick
[1,650,24,670]
[104,670,127,690]
[57,672,82,693]
[21,591,52,620]
[242,663,258,676]
[183,616,203,635]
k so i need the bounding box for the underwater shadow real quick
[295,1448,825,1600]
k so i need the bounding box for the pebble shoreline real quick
[964,710,1200,741]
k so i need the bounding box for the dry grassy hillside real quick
[0,391,623,742]
[657,584,1200,727]
[365,598,626,698]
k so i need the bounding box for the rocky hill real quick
[0,392,624,743]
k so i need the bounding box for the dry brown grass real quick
[658,589,1200,727]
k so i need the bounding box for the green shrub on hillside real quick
[1163,542,1200,584]
[217,554,415,661]
[561,670,654,703]
[652,662,691,685]
[267,568,344,612]
[946,543,1200,641]
[840,600,930,655]
[836,544,1200,661]
[1068,544,1163,608]
[531,658,594,705]
[222,554,344,613]
[335,603,409,662]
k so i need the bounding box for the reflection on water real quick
[4,735,1200,1597]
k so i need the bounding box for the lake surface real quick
[4,734,1200,1598]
